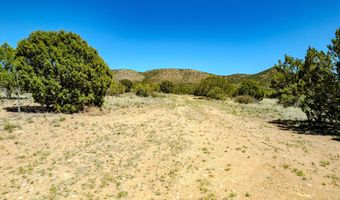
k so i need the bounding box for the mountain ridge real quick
[112,67,277,86]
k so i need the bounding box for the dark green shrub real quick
[270,28,339,124]
[139,80,161,93]
[235,80,264,101]
[299,47,337,123]
[271,55,303,107]
[195,76,235,97]
[107,81,125,96]
[0,68,16,98]
[149,82,161,92]
[0,43,16,98]
[119,79,133,92]
[16,31,111,113]
[262,87,276,98]
[234,95,256,104]
[173,83,197,95]
[206,87,226,100]
[277,84,301,107]
[135,84,152,97]
[160,80,174,93]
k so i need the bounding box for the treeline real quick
[108,75,266,104]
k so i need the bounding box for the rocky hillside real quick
[112,67,277,87]
[112,69,145,82]
[143,68,211,84]
[224,67,277,87]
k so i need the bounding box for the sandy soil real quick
[0,95,339,200]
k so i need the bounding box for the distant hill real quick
[112,67,277,87]
[143,68,211,84]
[224,67,277,87]
[112,69,145,82]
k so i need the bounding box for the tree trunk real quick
[5,88,12,99]
[16,73,21,113]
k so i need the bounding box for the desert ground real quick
[0,94,339,200]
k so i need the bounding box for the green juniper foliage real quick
[16,31,111,113]
[206,87,226,100]
[299,47,337,123]
[271,28,339,124]
[172,83,197,95]
[235,80,264,101]
[271,55,303,107]
[107,80,125,96]
[328,29,340,123]
[160,80,174,94]
[195,76,235,99]
[0,43,17,98]
[135,83,152,97]
[119,79,133,92]
[234,95,256,104]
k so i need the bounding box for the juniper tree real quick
[16,31,111,113]
[271,55,303,107]
[0,43,16,98]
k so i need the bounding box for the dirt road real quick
[0,95,339,199]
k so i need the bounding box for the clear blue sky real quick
[1,0,339,75]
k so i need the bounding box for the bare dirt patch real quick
[0,94,339,199]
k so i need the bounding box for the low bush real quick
[138,80,160,93]
[206,87,226,100]
[235,80,264,101]
[107,81,125,96]
[4,121,16,133]
[195,76,235,97]
[173,83,197,95]
[119,79,133,92]
[234,95,256,104]
[262,87,276,98]
[160,80,174,93]
[135,84,152,97]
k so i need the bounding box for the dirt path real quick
[0,95,339,199]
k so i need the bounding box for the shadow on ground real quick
[270,120,339,139]
[4,106,49,113]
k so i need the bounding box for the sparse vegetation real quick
[283,164,290,169]
[0,26,339,200]
[58,116,66,122]
[116,191,128,198]
[0,94,339,199]
[234,95,255,104]
[245,192,250,197]
[4,121,16,132]
[292,168,305,177]
[320,160,330,167]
